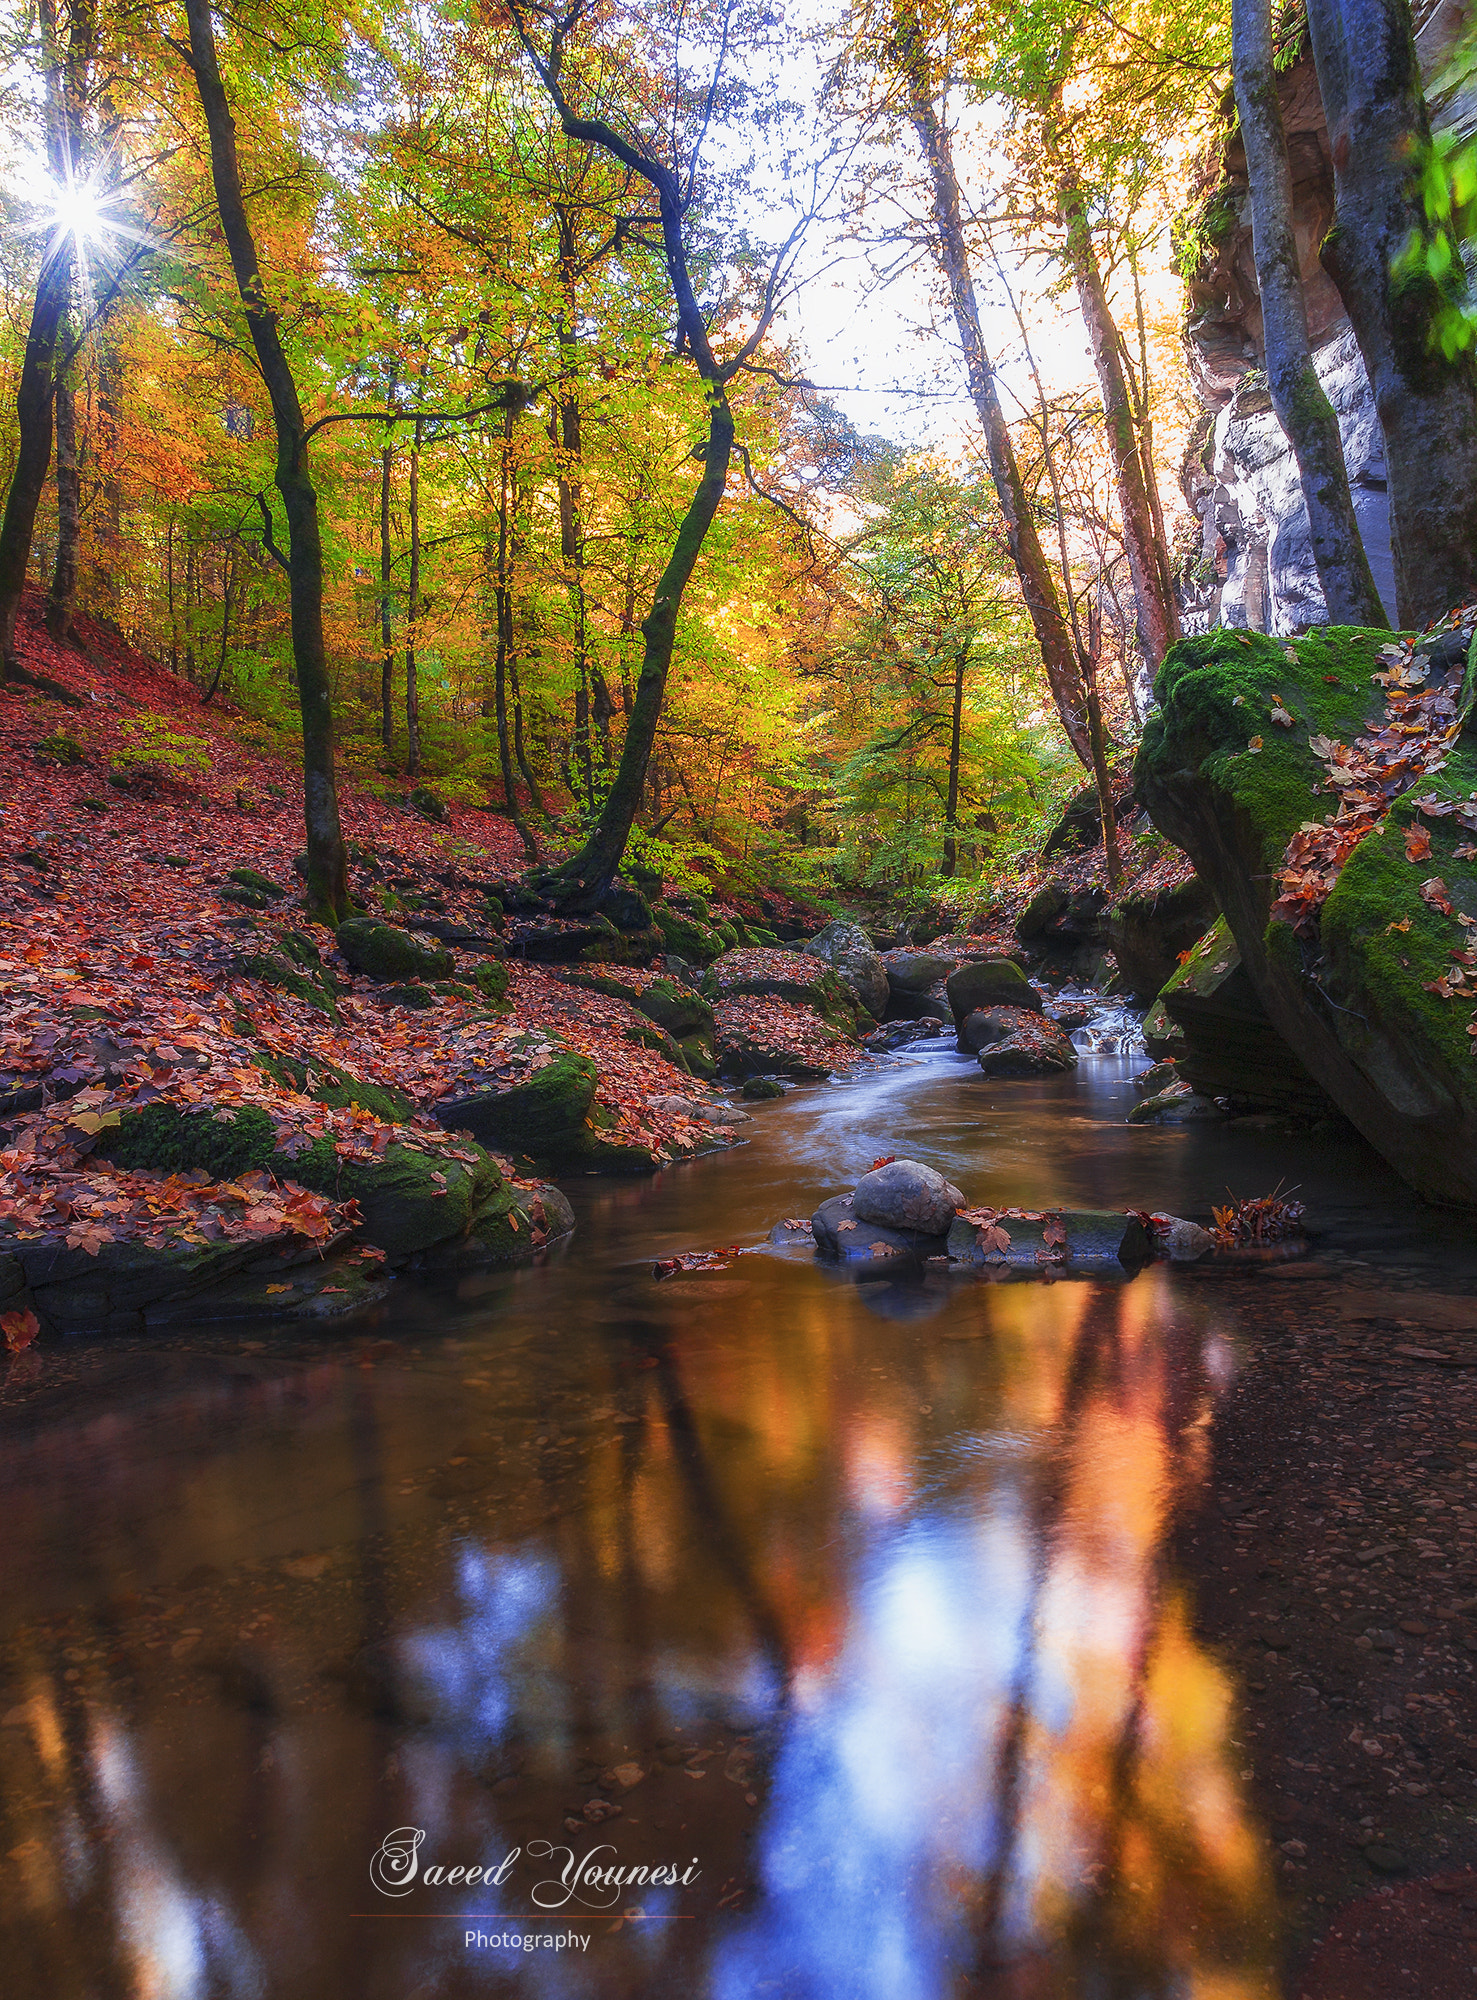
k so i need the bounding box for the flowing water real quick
[3,1045,1474,1999]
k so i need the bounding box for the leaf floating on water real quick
[1,1309,39,1352]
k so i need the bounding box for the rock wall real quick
[1179,3,1477,635]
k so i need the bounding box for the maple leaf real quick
[1420,877,1456,915]
[1042,1214,1067,1250]
[869,1155,895,1170]
[978,1223,1011,1257]
[1269,701,1294,727]
[836,1218,857,1231]
[64,1221,113,1255]
[1247,736,1264,753]
[1405,825,1433,862]
[2,1308,40,1352]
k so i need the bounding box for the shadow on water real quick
[3,1045,1472,1996]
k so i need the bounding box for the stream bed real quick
[2,1045,1475,1998]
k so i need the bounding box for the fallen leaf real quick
[2,1308,40,1352]
[1405,825,1433,862]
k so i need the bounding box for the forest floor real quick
[1172,1261,1477,1997]
[0,592,803,1302]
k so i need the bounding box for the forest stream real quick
[2,1040,1476,2000]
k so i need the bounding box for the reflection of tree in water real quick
[969,1280,1277,1994]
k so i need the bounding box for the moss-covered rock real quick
[227,866,286,899]
[704,948,860,1029]
[431,1033,598,1158]
[678,1032,717,1079]
[1149,917,1328,1112]
[286,1136,501,1261]
[742,1075,785,1100]
[557,969,714,1040]
[230,945,337,1012]
[335,919,453,983]
[652,902,727,966]
[1107,873,1219,1001]
[381,982,436,1009]
[99,1102,278,1180]
[945,957,1042,1022]
[253,1052,412,1127]
[1136,625,1477,1203]
[473,960,509,1006]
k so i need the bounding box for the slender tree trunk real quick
[404,416,421,778]
[894,9,1094,767]
[165,515,178,672]
[1084,604,1122,893]
[942,646,966,876]
[182,0,348,920]
[202,543,234,702]
[1233,0,1390,627]
[94,341,121,617]
[1304,0,1477,625]
[45,364,80,640]
[1053,160,1179,665]
[491,417,537,861]
[378,439,394,753]
[553,210,599,805]
[0,0,83,673]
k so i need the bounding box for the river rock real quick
[1108,874,1219,1001]
[1127,1082,1224,1123]
[851,1159,963,1236]
[974,1008,1078,1076]
[1147,916,1331,1114]
[880,950,956,1022]
[945,957,1042,1022]
[805,920,889,1018]
[704,948,859,1027]
[810,1194,943,1264]
[945,1209,1153,1271]
[1155,1216,1215,1261]
[1134,1058,1180,1095]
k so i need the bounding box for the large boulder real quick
[335,920,453,983]
[851,1159,963,1236]
[945,957,1042,1023]
[1015,882,1069,941]
[973,1008,1078,1076]
[1150,916,1330,1113]
[704,948,859,1028]
[806,920,889,1018]
[652,902,727,967]
[880,949,957,1022]
[1136,625,1477,1203]
[712,997,848,1079]
[1107,874,1219,1001]
[432,1031,598,1156]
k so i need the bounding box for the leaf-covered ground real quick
[0,594,763,1282]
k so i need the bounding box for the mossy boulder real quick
[653,902,727,966]
[227,866,285,900]
[1107,874,1219,1001]
[335,919,453,983]
[230,947,338,1017]
[431,1033,598,1158]
[678,1032,717,1079]
[1149,917,1329,1112]
[704,949,860,1029]
[557,969,714,1040]
[945,957,1042,1023]
[473,960,510,1006]
[287,1136,501,1261]
[100,1102,278,1180]
[1136,625,1477,1203]
[381,982,436,1009]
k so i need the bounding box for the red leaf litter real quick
[0,592,795,1256]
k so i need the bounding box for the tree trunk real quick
[1053,164,1180,666]
[378,439,394,753]
[0,0,89,673]
[45,364,80,641]
[491,417,537,861]
[553,209,599,806]
[942,645,966,876]
[182,0,348,921]
[1233,0,1390,627]
[894,9,1094,767]
[404,416,421,778]
[1305,0,1477,626]
[1084,607,1122,894]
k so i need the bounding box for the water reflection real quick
[2,1047,1394,1998]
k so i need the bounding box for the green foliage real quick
[107,714,212,791]
[34,732,85,766]
[1395,125,1477,359]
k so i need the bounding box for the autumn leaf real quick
[1405,825,1433,862]
[978,1222,1010,1257]
[2,1308,40,1352]
[1387,917,1412,933]
[1420,877,1456,915]
[1247,736,1264,753]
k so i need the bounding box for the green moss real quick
[229,951,338,1018]
[1320,786,1477,1076]
[1146,626,1396,872]
[472,960,509,1006]
[436,1038,598,1157]
[382,982,436,1009]
[35,731,85,765]
[254,1052,413,1126]
[678,1032,717,1079]
[335,919,453,983]
[100,1103,278,1179]
[622,1018,686,1065]
[227,867,285,899]
[287,1137,502,1261]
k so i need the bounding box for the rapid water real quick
[2,1045,1473,1998]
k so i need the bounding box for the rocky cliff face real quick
[1179,3,1477,635]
